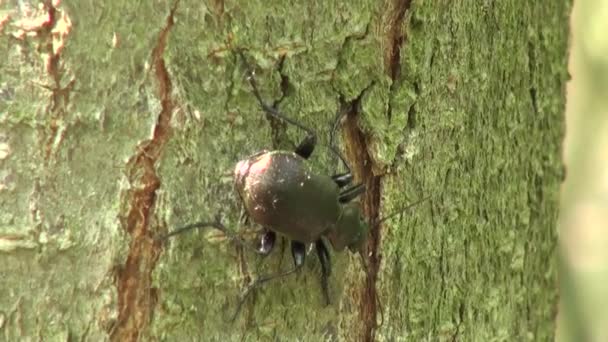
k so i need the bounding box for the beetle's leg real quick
[329,111,353,176]
[238,51,317,159]
[338,184,366,203]
[332,172,353,188]
[294,134,317,159]
[160,217,265,255]
[230,241,306,321]
[159,219,232,241]
[315,239,332,305]
[257,230,276,255]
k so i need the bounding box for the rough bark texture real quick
[0,0,570,341]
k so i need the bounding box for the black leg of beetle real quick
[329,111,353,175]
[159,217,231,241]
[332,172,353,188]
[315,239,332,305]
[294,134,316,159]
[230,241,306,322]
[338,184,366,203]
[238,51,317,159]
[257,230,276,255]
[160,215,263,255]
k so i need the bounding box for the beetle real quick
[161,51,427,321]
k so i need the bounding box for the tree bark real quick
[0,0,570,341]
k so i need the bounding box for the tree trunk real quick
[0,0,570,341]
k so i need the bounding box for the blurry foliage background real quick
[560,0,608,341]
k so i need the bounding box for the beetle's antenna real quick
[374,195,432,226]
[357,250,385,328]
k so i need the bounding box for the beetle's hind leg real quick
[160,215,272,256]
[294,134,317,160]
[238,51,317,159]
[315,239,332,305]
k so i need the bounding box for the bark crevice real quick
[385,0,411,81]
[341,86,382,342]
[109,2,179,341]
[15,1,75,162]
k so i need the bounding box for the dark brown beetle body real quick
[235,150,341,243]
[235,150,368,252]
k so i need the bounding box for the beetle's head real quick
[326,202,369,253]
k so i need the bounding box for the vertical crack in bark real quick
[385,0,411,81]
[385,0,411,124]
[109,2,179,341]
[342,2,411,340]
[341,92,381,342]
[527,41,539,115]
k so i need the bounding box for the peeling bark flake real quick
[10,1,74,161]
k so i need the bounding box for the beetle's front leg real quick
[315,239,332,305]
[338,184,366,203]
[331,172,353,188]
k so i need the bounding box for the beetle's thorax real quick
[326,202,368,253]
